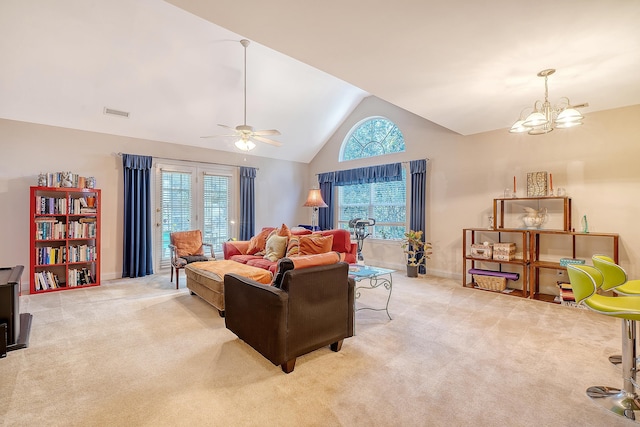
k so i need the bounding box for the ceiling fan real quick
[201,39,282,151]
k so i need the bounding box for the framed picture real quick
[527,171,548,197]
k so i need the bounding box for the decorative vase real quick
[522,207,548,229]
[407,265,418,278]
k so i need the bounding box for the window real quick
[154,162,237,269]
[337,169,406,239]
[341,117,405,161]
[338,117,407,240]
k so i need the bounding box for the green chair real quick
[592,255,640,365]
[593,255,640,296]
[567,264,640,421]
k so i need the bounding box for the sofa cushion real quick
[187,260,273,285]
[247,227,275,255]
[230,254,263,264]
[299,234,334,255]
[246,257,278,273]
[263,234,288,262]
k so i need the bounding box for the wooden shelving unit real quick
[462,228,529,298]
[464,197,619,304]
[29,186,101,293]
[528,230,619,301]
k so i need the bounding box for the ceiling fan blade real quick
[252,135,283,147]
[217,124,237,131]
[252,129,281,136]
[200,133,237,139]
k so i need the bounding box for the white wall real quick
[0,118,310,285]
[310,96,640,280]
[3,99,639,291]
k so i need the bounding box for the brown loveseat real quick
[224,254,355,373]
[222,227,358,274]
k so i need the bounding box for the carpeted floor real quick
[0,271,633,426]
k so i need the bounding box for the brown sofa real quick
[224,257,355,373]
[222,228,358,274]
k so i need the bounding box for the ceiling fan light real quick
[509,120,529,133]
[555,108,583,124]
[522,111,548,127]
[235,139,256,151]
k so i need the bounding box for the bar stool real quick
[592,255,640,365]
[593,255,640,296]
[567,264,640,422]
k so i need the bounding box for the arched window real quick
[337,117,406,239]
[340,117,405,161]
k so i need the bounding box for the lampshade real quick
[509,119,528,134]
[303,189,328,208]
[522,111,548,127]
[234,138,256,151]
[555,108,584,124]
[510,69,588,135]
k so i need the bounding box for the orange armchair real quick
[168,230,215,289]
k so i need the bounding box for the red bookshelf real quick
[29,186,101,293]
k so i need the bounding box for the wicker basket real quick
[473,274,507,291]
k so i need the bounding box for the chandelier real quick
[510,69,588,135]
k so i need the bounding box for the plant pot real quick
[406,265,418,278]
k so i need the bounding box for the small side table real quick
[349,265,394,320]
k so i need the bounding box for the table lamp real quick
[303,189,327,230]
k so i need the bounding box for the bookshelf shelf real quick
[29,186,101,293]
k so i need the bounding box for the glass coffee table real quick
[348,265,394,320]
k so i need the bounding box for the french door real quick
[154,161,238,270]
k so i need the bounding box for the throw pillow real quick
[272,253,341,288]
[299,234,334,255]
[285,235,300,258]
[276,223,291,238]
[255,229,277,256]
[246,227,275,255]
[263,234,288,262]
[289,252,340,269]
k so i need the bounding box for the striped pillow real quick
[286,235,300,257]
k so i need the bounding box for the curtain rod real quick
[116,152,259,170]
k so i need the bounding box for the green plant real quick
[401,230,432,267]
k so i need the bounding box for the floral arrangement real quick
[401,230,432,267]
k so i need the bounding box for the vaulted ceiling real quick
[2,0,639,163]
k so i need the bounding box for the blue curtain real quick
[239,167,256,240]
[122,154,153,278]
[410,159,428,273]
[334,163,403,186]
[318,172,336,230]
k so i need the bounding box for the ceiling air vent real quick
[103,107,130,118]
